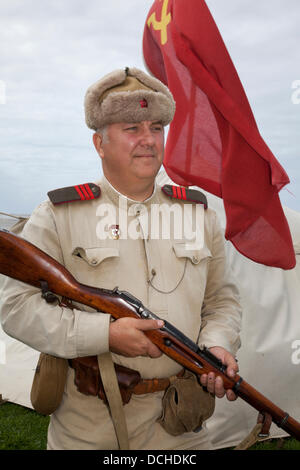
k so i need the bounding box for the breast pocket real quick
[70,243,120,288]
[171,242,212,297]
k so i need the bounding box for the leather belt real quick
[132,369,185,395]
[70,355,185,404]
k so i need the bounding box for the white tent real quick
[0,178,300,449]
[0,213,40,407]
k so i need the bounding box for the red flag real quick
[143,0,296,269]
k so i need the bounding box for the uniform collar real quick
[97,175,161,209]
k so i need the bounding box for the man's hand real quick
[109,317,164,358]
[200,346,239,401]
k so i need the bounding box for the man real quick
[0,67,241,450]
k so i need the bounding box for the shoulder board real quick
[47,183,101,206]
[161,185,207,209]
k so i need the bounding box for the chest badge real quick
[109,224,121,240]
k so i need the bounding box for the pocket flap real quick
[72,246,119,266]
[173,243,212,265]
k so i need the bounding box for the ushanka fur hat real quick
[84,67,175,130]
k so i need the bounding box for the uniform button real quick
[151,268,157,276]
[133,204,144,216]
[91,259,98,265]
[192,256,199,264]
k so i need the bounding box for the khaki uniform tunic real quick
[0,176,241,450]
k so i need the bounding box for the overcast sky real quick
[0,0,299,214]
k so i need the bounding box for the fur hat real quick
[84,67,175,130]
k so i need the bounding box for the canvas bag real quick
[158,369,215,436]
[30,352,68,415]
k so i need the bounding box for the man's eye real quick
[125,126,137,131]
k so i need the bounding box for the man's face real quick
[94,120,165,185]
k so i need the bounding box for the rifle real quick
[0,228,299,441]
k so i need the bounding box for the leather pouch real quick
[158,369,215,436]
[70,356,141,405]
[30,353,68,415]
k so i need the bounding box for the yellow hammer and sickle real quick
[147,0,171,46]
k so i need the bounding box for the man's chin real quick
[134,165,162,180]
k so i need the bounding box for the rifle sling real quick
[234,412,272,450]
[97,353,129,450]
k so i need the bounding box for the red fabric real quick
[143,0,295,269]
[84,183,95,199]
[75,185,85,201]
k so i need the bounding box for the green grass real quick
[0,401,299,450]
[249,437,300,451]
[0,402,49,450]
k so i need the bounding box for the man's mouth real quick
[134,154,155,158]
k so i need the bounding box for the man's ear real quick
[93,133,105,159]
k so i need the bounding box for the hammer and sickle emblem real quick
[147,0,171,46]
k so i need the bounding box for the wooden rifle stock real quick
[0,228,299,441]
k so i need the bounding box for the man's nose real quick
[139,128,155,146]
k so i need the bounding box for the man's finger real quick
[214,376,225,398]
[200,374,207,387]
[147,343,163,358]
[206,372,216,394]
[223,354,239,377]
[226,389,238,401]
[135,319,164,331]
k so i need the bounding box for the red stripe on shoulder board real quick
[172,186,177,198]
[79,184,90,199]
[84,184,95,199]
[176,186,182,199]
[181,187,187,200]
[75,185,85,200]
